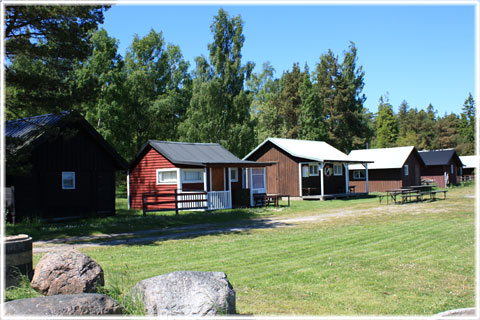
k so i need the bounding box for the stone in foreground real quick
[435,307,476,317]
[3,293,124,316]
[132,271,236,316]
[31,248,104,295]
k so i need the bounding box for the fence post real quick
[175,189,179,215]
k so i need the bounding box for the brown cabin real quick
[419,149,464,187]
[243,138,371,199]
[348,146,425,192]
[5,112,128,221]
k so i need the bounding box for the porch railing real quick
[207,190,232,210]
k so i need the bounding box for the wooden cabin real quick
[419,149,464,187]
[348,146,425,192]
[5,112,128,221]
[128,141,271,210]
[243,138,371,199]
[459,155,477,182]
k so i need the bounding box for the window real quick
[302,166,309,177]
[457,166,462,176]
[252,168,265,189]
[182,169,204,183]
[333,163,343,176]
[157,169,178,184]
[309,164,319,176]
[404,165,409,176]
[230,168,239,182]
[451,164,454,174]
[62,172,75,190]
[353,170,365,180]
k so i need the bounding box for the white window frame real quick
[230,168,239,182]
[309,163,319,176]
[252,168,265,189]
[404,165,409,176]
[156,168,179,184]
[353,170,365,180]
[62,172,75,190]
[333,163,343,176]
[182,169,204,183]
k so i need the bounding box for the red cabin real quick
[419,149,464,187]
[128,140,270,211]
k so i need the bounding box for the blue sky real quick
[100,3,476,116]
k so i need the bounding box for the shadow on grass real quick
[6,208,268,242]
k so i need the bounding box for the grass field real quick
[5,184,476,315]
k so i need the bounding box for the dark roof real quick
[418,149,463,167]
[132,140,270,168]
[5,111,128,170]
[5,111,68,140]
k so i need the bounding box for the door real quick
[95,171,115,215]
[211,167,225,191]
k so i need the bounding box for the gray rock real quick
[132,271,236,316]
[435,307,476,317]
[3,293,124,316]
[31,248,104,295]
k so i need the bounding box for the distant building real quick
[418,149,463,187]
[348,146,425,192]
[5,112,128,221]
[459,155,478,181]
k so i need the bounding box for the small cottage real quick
[459,155,478,181]
[243,138,371,199]
[5,111,128,221]
[348,146,425,192]
[419,149,464,187]
[128,140,271,210]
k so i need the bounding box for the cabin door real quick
[211,168,225,191]
[95,171,115,215]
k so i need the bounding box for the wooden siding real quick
[421,156,462,187]
[130,146,177,210]
[8,124,119,220]
[349,168,402,192]
[248,142,299,196]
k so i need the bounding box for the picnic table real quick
[264,194,290,207]
[384,188,420,204]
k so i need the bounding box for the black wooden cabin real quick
[5,111,127,221]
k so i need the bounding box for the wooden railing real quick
[142,190,232,215]
[142,190,207,215]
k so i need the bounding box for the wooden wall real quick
[247,142,300,196]
[8,124,119,220]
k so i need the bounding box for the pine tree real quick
[458,93,476,155]
[374,95,398,148]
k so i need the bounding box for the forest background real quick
[4,5,476,164]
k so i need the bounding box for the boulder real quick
[435,307,476,317]
[31,249,104,295]
[3,293,124,316]
[132,271,236,316]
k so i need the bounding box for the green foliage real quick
[458,93,476,155]
[374,95,398,148]
[5,5,109,119]
[179,9,254,157]
[5,274,41,302]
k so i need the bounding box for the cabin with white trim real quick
[243,138,372,199]
[128,140,271,211]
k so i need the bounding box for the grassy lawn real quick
[6,184,475,315]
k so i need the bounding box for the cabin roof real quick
[133,140,268,168]
[243,137,370,163]
[5,111,128,170]
[418,149,463,167]
[348,146,421,170]
[459,155,478,169]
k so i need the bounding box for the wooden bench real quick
[429,190,448,200]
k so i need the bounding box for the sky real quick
[100,1,477,116]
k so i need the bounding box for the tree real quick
[458,93,476,155]
[313,42,371,152]
[247,62,281,143]
[374,95,398,148]
[298,68,327,141]
[180,8,254,157]
[5,5,109,119]
[436,113,460,150]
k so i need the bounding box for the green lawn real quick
[6,185,475,315]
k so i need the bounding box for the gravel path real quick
[32,202,435,253]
